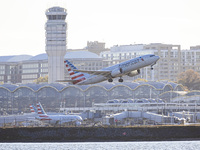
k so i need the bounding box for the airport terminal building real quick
[0,81,186,115]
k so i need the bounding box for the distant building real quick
[87,41,109,55]
[0,51,108,84]
[0,55,48,84]
[190,45,200,50]
[1,43,200,84]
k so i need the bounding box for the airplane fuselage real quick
[36,102,82,125]
[39,114,82,125]
[77,54,159,85]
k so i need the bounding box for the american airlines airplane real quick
[58,54,159,85]
[35,102,83,126]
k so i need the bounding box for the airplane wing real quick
[73,69,112,76]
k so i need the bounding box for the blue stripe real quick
[65,60,78,69]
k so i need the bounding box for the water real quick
[0,141,200,150]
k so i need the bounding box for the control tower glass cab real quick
[45,7,67,83]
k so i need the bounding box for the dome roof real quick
[0,56,14,62]
[0,81,183,92]
[0,51,100,63]
[29,53,48,61]
[0,55,32,62]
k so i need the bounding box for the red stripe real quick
[39,115,48,117]
[41,118,52,121]
[73,77,86,84]
[38,112,43,114]
[70,72,75,76]
[66,64,68,67]
[68,68,71,71]
[72,74,84,80]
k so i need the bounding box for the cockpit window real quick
[150,55,155,57]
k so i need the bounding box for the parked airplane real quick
[35,102,83,126]
[0,106,38,127]
[58,54,159,85]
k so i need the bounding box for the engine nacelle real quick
[111,68,123,78]
[127,69,140,77]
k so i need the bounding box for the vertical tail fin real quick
[36,102,47,116]
[64,60,87,84]
[29,104,37,114]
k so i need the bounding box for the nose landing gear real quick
[151,62,156,70]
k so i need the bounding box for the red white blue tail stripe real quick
[64,60,87,84]
[29,104,37,113]
[36,102,46,115]
[36,102,52,120]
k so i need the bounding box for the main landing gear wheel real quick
[108,78,113,82]
[119,78,123,82]
[151,63,156,70]
[151,65,154,70]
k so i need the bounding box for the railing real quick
[60,103,200,112]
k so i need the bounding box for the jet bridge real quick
[108,111,179,125]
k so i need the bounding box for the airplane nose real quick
[155,56,160,61]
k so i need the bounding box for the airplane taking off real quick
[58,54,159,85]
[34,102,83,126]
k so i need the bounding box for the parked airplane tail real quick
[36,102,47,116]
[29,104,37,114]
[64,60,88,84]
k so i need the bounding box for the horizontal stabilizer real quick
[73,69,111,76]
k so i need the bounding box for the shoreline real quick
[1,125,200,142]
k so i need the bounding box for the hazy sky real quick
[0,0,200,56]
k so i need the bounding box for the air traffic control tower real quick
[45,7,67,83]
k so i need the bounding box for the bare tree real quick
[177,69,200,90]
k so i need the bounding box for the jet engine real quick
[127,69,140,77]
[111,68,123,77]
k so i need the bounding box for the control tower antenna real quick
[45,7,67,83]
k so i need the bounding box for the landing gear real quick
[108,78,113,82]
[151,63,156,70]
[118,77,123,82]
